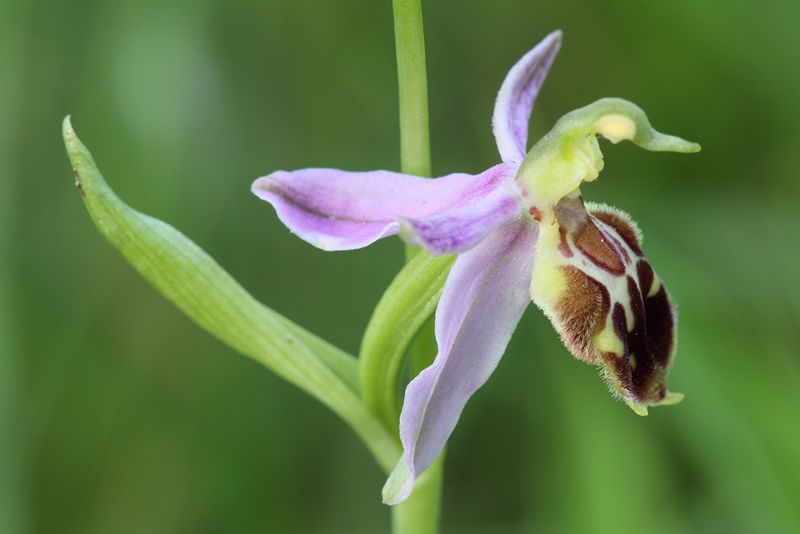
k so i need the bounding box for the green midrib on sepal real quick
[63,116,400,472]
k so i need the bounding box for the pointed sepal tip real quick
[626,390,684,416]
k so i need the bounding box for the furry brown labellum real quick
[531,194,682,415]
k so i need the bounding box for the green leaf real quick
[63,117,399,471]
[359,249,455,430]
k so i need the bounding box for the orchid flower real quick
[251,30,699,504]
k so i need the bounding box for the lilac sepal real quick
[251,163,516,251]
[492,30,562,164]
[389,220,538,503]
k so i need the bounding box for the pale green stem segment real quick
[63,117,400,472]
[360,251,455,429]
[393,0,431,261]
[410,317,437,375]
[392,0,430,178]
[389,0,444,531]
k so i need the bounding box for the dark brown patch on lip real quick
[554,196,623,270]
[605,302,634,394]
[602,280,673,404]
[558,227,573,257]
[644,285,675,368]
[626,275,654,399]
[529,206,543,221]
[591,208,642,255]
[636,260,655,296]
[611,303,628,350]
[602,227,632,264]
[603,350,633,398]
[573,220,625,274]
[557,266,610,363]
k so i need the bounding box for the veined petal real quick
[252,163,515,251]
[385,220,537,504]
[492,30,562,165]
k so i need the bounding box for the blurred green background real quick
[2,0,799,532]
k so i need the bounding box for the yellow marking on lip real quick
[529,222,568,307]
[592,325,623,356]
[647,275,662,298]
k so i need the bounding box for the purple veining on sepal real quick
[251,163,515,251]
[394,220,538,503]
[492,30,562,165]
[402,182,524,255]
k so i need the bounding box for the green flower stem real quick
[390,0,444,532]
[393,0,430,178]
[393,0,431,261]
[410,317,437,375]
[63,118,400,473]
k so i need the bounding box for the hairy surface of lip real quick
[540,195,676,408]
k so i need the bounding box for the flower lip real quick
[531,194,683,415]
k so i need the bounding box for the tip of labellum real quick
[626,390,684,416]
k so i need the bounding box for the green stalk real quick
[393,0,430,179]
[393,0,430,261]
[390,0,443,531]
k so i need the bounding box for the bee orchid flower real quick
[251,30,699,504]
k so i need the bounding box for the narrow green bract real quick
[62,117,399,472]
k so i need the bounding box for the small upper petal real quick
[252,163,519,252]
[492,30,562,165]
[385,219,538,504]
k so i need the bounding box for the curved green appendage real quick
[517,97,701,211]
[63,117,399,471]
[552,97,701,153]
[359,250,455,431]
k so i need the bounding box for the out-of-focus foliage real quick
[1,0,798,532]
